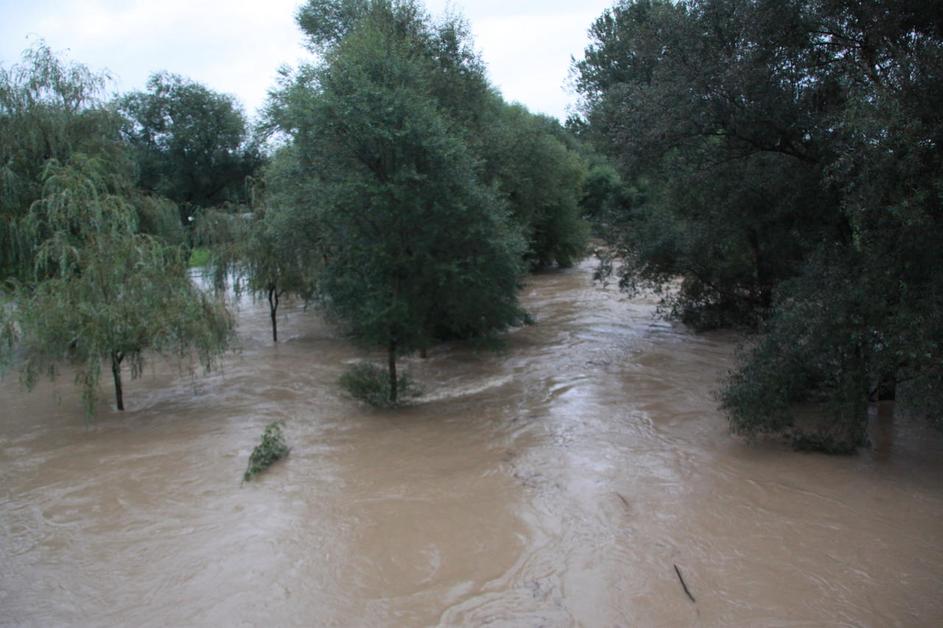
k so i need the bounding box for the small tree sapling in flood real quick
[339,362,421,408]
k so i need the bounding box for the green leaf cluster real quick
[243,422,290,482]
[265,0,548,403]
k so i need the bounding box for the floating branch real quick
[674,564,696,603]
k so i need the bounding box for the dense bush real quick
[339,363,421,408]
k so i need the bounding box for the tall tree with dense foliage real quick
[575,0,841,328]
[117,73,262,222]
[273,0,528,403]
[479,103,589,268]
[283,0,590,274]
[575,0,943,450]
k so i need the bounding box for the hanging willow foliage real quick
[1,156,234,414]
[1,44,233,415]
[1,42,128,283]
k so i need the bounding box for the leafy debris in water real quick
[243,422,289,482]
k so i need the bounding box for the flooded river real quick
[2,260,942,626]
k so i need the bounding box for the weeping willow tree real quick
[242,205,320,344]
[0,43,233,414]
[243,148,321,343]
[1,42,128,283]
[193,204,319,344]
[1,156,233,413]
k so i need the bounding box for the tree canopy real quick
[575,0,943,449]
[270,0,529,402]
[479,103,589,269]
[1,45,234,414]
[1,157,233,413]
[0,43,128,282]
[116,72,262,222]
[278,0,590,273]
[193,147,321,344]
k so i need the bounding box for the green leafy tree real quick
[193,147,320,344]
[116,73,262,222]
[1,42,128,282]
[244,149,321,343]
[1,44,233,415]
[287,1,590,275]
[1,157,233,414]
[480,103,590,269]
[275,0,528,403]
[579,160,623,221]
[575,0,841,329]
[575,0,943,449]
[721,0,943,443]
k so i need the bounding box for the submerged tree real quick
[574,0,839,329]
[0,45,233,415]
[244,150,321,343]
[574,0,943,449]
[193,148,320,344]
[1,157,233,413]
[275,0,528,403]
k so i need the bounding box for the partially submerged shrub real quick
[339,362,421,408]
[791,431,862,455]
[721,265,872,454]
[243,422,289,482]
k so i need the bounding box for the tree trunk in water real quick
[111,351,124,411]
[388,340,398,405]
[848,344,871,448]
[748,228,772,310]
[268,285,279,343]
[870,373,898,402]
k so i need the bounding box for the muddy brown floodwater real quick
[2,260,942,627]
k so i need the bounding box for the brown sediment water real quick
[1,259,942,626]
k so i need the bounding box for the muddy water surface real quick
[2,260,942,626]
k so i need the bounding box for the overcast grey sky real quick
[0,0,614,120]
